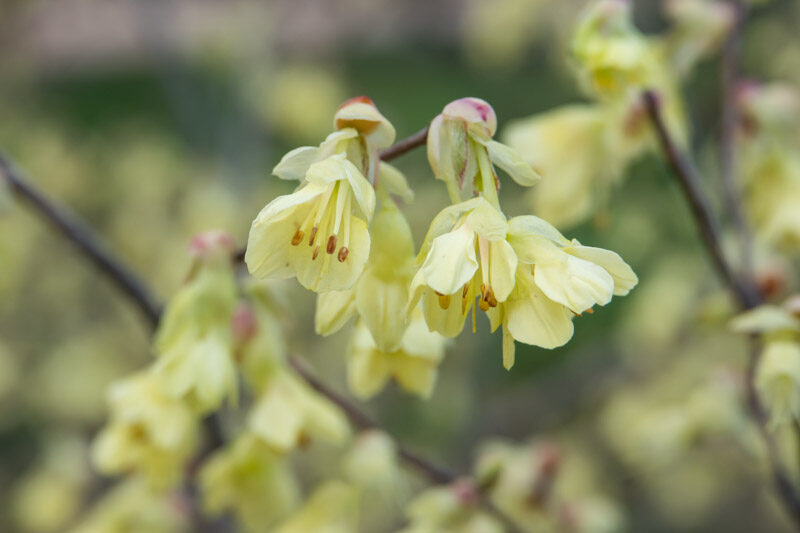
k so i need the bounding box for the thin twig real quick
[0,154,162,327]
[643,90,800,529]
[642,91,761,309]
[379,125,429,162]
[720,0,754,276]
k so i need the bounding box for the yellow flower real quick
[316,200,417,351]
[346,310,448,400]
[68,478,187,533]
[237,279,290,390]
[154,232,238,413]
[399,482,504,533]
[246,154,375,292]
[410,197,518,338]
[199,434,300,532]
[493,215,637,368]
[273,481,360,533]
[248,366,350,452]
[427,97,540,204]
[92,372,198,490]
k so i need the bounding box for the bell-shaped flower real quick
[492,215,637,368]
[248,366,350,452]
[346,310,448,400]
[153,232,238,413]
[315,199,417,351]
[273,481,360,533]
[399,481,504,533]
[410,197,518,338]
[199,434,300,531]
[427,97,540,204]
[92,372,198,490]
[69,478,187,533]
[246,154,375,292]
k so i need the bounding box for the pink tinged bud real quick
[189,230,236,259]
[442,97,497,137]
[334,96,395,149]
[451,478,480,507]
[231,302,258,345]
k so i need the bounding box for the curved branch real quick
[379,125,429,162]
[0,154,162,328]
[643,90,800,529]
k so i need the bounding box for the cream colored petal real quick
[427,115,470,193]
[318,128,359,158]
[488,239,518,302]
[305,155,375,220]
[416,197,485,264]
[421,225,478,296]
[502,325,516,370]
[391,356,438,399]
[731,306,800,334]
[297,376,351,445]
[245,184,328,279]
[273,146,319,180]
[464,199,509,241]
[334,101,396,149]
[291,215,370,292]
[347,325,391,399]
[248,381,303,452]
[534,253,615,313]
[378,162,414,203]
[507,215,570,245]
[356,271,409,352]
[400,310,447,362]
[565,243,638,296]
[506,274,574,349]
[482,139,541,186]
[421,286,470,338]
[315,288,357,336]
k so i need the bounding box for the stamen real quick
[478,299,490,312]
[312,246,320,260]
[337,247,349,262]
[478,236,491,287]
[326,235,337,254]
[437,293,451,310]
[462,284,469,298]
[584,308,594,314]
[309,226,318,246]
[291,229,304,246]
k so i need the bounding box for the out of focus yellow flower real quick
[248,367,350,452]
[346,310,447,399]
[428,97,540,204]
[273,481,360,533]
[238,280,290,390]
[399,481,504,533]
[68,478,187,533]
[316,200,417,351]
[92,372,199,489]
[154,232,239,413]
[199,434,300,532]
[664,0,735,75]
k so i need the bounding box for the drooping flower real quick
[315,199,417,352]
[409,197,518,338]
[248,366,350,452]
[199,434,300,532]
[273,481,361,533]
[427,97,540,204]
[154,231,238,413]
[92,372,198,490]
[246,97,396,292]
[346,310,448,400]
[399,480,504,533]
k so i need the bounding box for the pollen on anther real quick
[337,247,349,262]
[462,284,469,298]
[438,293,451,310]
[309,226,318,246]
[312,246,320,260]
[326,235,337,254]
[291,229,304,246]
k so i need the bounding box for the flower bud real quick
[334,96,396,150]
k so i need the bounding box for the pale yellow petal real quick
[347,325,391,399]
[506,273,574,349]
[488,239,518,302]
[482,139,541,186]
[356,271,409,352]
[534,253,614,313]
[566,243,638,295]
[315,289,357,336]
[420,225,478,296]
[273,146,319,180]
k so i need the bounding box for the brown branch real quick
[379,125,429,162]
[643,90,800,529]
[0,154,162,328]
[720,0,754,276]
[642,91,761,309]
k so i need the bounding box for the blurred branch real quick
[720,0,754,276]
[0,153,163,327]
[643,91,800,529]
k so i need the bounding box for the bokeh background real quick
[2,0,800,531]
